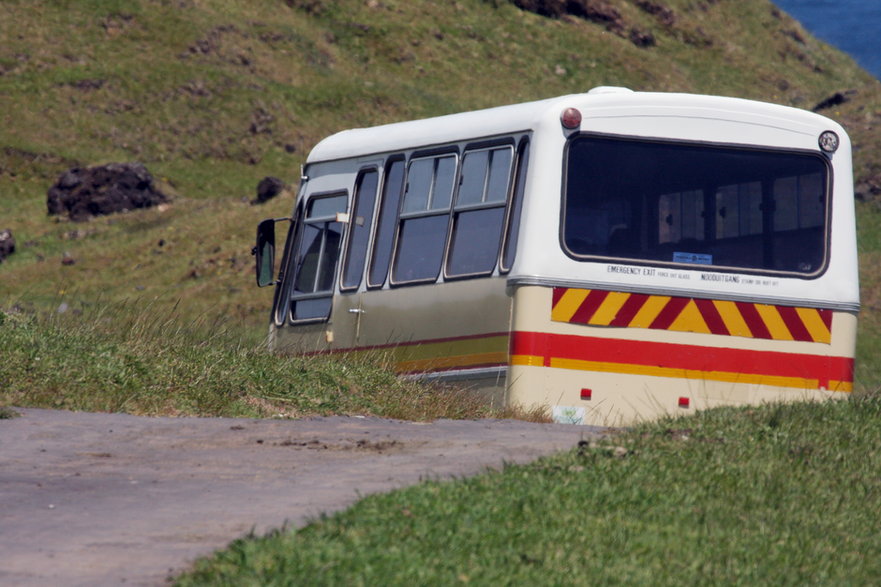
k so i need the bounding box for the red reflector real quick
[580,388,592,400]
[560,107,582,130]
[678,397,690,408]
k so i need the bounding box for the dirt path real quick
[0,408,607,586]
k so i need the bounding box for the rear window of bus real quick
[563,134,830,276]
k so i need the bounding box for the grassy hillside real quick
[1,0,881,386]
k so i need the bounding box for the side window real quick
[341,169,379,291]
[289,193,347,322]
[392,153,457,284]
[446,145,513,278]
[368,158,405,289]
[501,138,529,272]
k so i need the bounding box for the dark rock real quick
[252,176,286,205]
[47,162,169,222]
[0,229,15,263]
[855,173,881,202]
[813,90,856,112]
[629,28,656,48]
[635,0,676,27]
[510,0,653,47]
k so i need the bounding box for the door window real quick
[290,193,347,321]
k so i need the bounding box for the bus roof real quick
[306,87,840,163]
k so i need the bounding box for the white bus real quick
[254,87,859,425]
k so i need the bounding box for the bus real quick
[254,87,859,425]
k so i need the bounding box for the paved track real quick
[0,409,606,586]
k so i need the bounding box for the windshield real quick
[563,135,830,276]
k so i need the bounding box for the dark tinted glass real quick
[447,207,506,276]
[502,141,529,270]
[392,215,448,282]
[293,224,321,295]
[564,136,829,274]
[368,159,404,287]
[342,170,378,289]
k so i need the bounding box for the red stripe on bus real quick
[649,296,690,330]
[510,331,853,385]
[735,301,772,340]
[552,287,567,307]
[571,289,609,324]
[776,305,812,342]
[307,331,511,355]
[694,298,729,336]
[819,308,833,331]
[609,293,650,327]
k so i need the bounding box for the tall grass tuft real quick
[0,303,545,421]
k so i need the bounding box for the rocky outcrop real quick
[252,176,287,205]
[510,0,657,47]
[47,163,169,222]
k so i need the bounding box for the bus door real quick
[331,166,382,349]
[280,188,349,349]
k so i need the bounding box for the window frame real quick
[500,136,530,274]
[444,140,517,280]
[390,149,460,287]
[340,167,380,293]
[366,156,406,290]
[287,190,349,324]
[560,132,833,279]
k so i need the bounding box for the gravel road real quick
[0,408,608,586]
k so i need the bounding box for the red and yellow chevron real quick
[551,288,832,344]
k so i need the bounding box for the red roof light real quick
[560,107,582,130]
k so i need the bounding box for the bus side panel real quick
[275,277,514,403]
[354,278,511,395]
[507,285,857,426]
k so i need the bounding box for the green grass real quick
[0,306,543,421]
[176,397,881,585]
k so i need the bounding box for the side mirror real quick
[254,218,277,287]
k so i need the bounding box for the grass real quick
[176,396,881,585]
[0,306,546,421]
